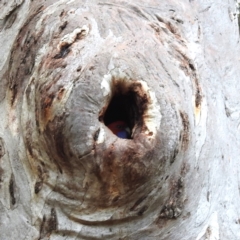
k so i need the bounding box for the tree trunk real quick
[0,0,240,239]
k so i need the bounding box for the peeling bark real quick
[0,0,240,239]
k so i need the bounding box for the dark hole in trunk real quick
[103,83,144,139]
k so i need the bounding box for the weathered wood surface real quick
[0,0,240,239]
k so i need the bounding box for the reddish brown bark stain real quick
[58,20,68,32]
[34,166,44,194]
[26,138,34,157]
[34,181,43,194]
[42,52,68,69]
[180,161,190,177]
[39,208,57,240]
[179,111,190,151]
[38,76,65,126]
[7,6,45,106]
[41,93,55,119]
[57,87,65,100]
[195,87,202,108]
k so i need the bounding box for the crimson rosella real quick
[107,121,130,139]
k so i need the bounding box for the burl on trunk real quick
[0,0,240,239]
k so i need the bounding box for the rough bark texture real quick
[0,0,240,239]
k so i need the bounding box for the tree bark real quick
[0,0,240,239]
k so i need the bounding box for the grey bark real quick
[0,0,240,239]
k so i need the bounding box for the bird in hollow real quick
[107,121,130,139]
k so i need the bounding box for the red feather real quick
[107,121,129,135]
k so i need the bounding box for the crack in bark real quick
[9,174,16,206]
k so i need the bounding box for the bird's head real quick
[107,121,131,139]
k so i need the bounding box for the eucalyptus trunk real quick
[0,0,240,239]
